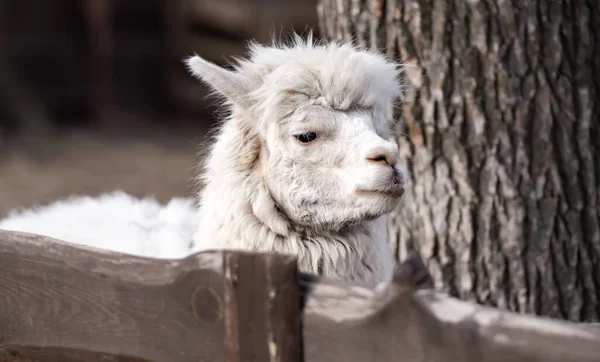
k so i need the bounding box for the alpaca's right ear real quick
[185,55,253,108]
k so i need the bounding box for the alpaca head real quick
[186,35,406,235]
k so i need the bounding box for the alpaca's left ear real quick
[185,55,253,108]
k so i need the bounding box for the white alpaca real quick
[0,35,406,284]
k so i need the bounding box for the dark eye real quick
[294,132,317,144]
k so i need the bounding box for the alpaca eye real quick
[294,132,317,144]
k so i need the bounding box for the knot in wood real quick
[190,286,223,325]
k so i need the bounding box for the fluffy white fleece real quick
[0,191,198,259]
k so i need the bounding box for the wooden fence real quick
[1,229,599,362]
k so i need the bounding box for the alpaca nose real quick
[366,145,398,167]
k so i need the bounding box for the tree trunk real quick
[317,0,600,322]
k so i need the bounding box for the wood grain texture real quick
[318,0,600,322]
[0,230,300,362]
[302,276,600,362]
[0,346,147,362]
[223,252,300,362]
[0,230,225,361]
[2,231,600,361]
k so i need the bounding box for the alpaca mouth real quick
[356,187,404,197]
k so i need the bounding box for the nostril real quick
[368,154,389,164]
[366,145,398,166]
[367,152,396,166]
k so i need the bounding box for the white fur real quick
[0,192,198,258]
[0,34,406,284]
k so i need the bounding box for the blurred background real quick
[0,0,318,217]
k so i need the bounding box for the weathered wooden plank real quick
[0,230,225,361]
[0,346,147,361]
[301,264,600,362]
[0,230,300,362]
[223,251,299,362]
[3,229,600,362]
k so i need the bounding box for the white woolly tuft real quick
[0,192,198,259]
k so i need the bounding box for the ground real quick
[0,122,208,219]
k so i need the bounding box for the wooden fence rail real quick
[1,230,599,362]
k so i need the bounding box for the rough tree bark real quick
[317,0,600,322]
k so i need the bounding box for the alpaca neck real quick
[191,114,394,283]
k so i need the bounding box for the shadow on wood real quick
[0,230,599,361]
